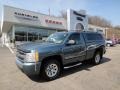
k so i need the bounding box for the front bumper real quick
[16,58,41,75]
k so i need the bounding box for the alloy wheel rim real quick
[107,44,110,47]
[95,54,100,63]
[45,64,58,78]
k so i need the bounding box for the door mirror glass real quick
[66,40,76,45]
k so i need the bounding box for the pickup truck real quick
[16,31,106,80]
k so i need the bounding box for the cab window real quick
[68,33,80,45]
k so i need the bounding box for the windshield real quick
[46,32,68,44]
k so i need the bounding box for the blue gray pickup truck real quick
[16,31,106,80]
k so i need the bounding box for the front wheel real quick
[41,60,61,80]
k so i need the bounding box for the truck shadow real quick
[61,57,111,77]
[28,57,111,83]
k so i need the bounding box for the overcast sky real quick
[0,0,120,26]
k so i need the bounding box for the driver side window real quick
[68,33,80,45]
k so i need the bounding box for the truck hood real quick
[17,42,63,52]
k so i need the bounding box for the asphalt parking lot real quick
[0,45,120,90]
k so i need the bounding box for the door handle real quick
[87,44,96,50]
[90,45,96,47]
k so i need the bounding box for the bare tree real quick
[88,15,112,27]
[59,10,67,19]
[114,25,120,30]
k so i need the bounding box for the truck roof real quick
[55,31,101,35]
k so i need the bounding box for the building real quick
[88,24,106,34]
[1,5,68,46]
[1,5,111,47]
[0,5,88,46]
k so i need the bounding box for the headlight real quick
[25,50,39,62]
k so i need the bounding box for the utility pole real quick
[105,27,108,39]
[48,8,51,16]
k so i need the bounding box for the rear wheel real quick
[92,52,102,65]
[107,43,111,47]
[41,60,61,80]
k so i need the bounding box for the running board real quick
[64,62,82,69]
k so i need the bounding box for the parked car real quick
[106,39,115,47]
[115,38,120,44]
[118,39,120,44]
[16,31,106,80]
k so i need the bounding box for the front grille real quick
[16,48,30,62]
[17,48,31,53]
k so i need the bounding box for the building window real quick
[14,25,57,42]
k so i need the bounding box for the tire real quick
[107,43,111,47]
[41,59,61,80]
[92,52,102,65]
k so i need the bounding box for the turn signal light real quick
[35,51,39,62]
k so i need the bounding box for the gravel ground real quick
[0,45,120,90]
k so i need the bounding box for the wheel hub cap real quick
[95,54,100,63]
[46,64,58,77]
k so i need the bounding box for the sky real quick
[0,0,120,26]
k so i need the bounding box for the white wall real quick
[88,24,106,34]
[67,9,88,31]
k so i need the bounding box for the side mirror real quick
[66,40,76,45]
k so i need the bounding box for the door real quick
[63,33,86,64]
